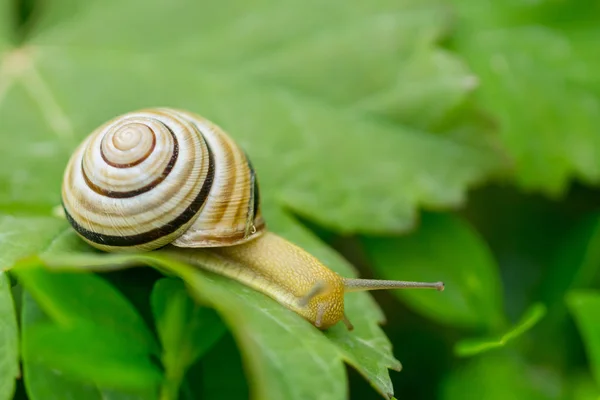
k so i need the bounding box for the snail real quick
[61,108,444,330]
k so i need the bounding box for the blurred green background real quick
[1,0,600,399]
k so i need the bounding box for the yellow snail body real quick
[62,108,444,330]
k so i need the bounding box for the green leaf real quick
[21,290,158,400]
[452,1,600,194]
[454,302,547,357]
[33,252,348,399]
[0,0,12,50]
[199,333,249,400]
[0,215,67,271]
[21,270,99,400]
[441,351,562,400]
[362,212,504,330]
[25,322,162,390]
[0,271,19,400]
[13,264,162,391]
[567,290,600,387]
[240,7,484,137]
[541,212,600,308]
[532,214,600,366]
[151,278,226,399]
[0,0,505,234]
[265,212,402,398]
[31,212,402,399]
[146,266,344,400]
[355,46,479,131]
[13,264,159,352]
[0,214,68,398]
[567,372,600,400]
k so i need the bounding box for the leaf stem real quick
[159,366,184,400]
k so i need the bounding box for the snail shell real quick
[61,108,265,252]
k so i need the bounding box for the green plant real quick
[1,0,599,399]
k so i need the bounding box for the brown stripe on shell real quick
[81,123,178,199]
[231,145,251,229]
[204,125,238,224]
[168,110,267,248]
[100,127,157,168]
[244,152,261,236]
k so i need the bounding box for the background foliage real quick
[0,0,599,399]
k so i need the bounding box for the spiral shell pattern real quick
[62,108,264,252]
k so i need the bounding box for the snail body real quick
[62,108,443,330]
[170,231,347,328]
